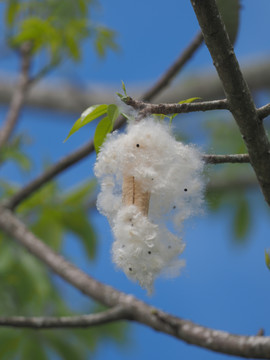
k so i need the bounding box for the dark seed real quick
[136,144,140,147]
[129,267,132,271]
[184,188,188,192]
[173,206,176,209]
[168,245,171,249]
[148,251,151,254]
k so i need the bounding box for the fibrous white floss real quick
[94,117,204,293]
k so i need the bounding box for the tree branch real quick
[0,206,270,358]
[0,306,127,329]
[157,59,270,104]
[0,43,32,149]
[4,140,95,211]
[123,97,228,116]
[190,0,270,206]
[203,154,250,164]
[0,59,270,113]
[123,97,270,122]
[257,103,270,120]
[4,32,204,211]
[3,150,252,211]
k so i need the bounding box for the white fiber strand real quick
[94,118,204,293]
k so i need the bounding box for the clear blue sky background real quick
[1,1,270,360]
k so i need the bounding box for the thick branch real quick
[0,206,270,358]
[190,0,270,206]
[158,59,270,104]
[0,306,127,329]
[0,44,31,149]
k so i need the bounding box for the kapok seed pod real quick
[122,175,150,216]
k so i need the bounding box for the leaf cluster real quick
[0,134,31,171]
[64,103,121,154]
[0,177,127,359]
[65,82,202,153]
[0,143,127,359]
[4,0,117,66]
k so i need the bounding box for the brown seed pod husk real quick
[122,175,150,216]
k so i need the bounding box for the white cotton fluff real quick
[94,118,204,293]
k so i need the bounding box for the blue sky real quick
[1,1,270,359]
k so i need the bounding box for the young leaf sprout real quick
[94,117,204,293]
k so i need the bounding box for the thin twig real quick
[257,103,270,120]
[190,0,270,206]
[203,154,250,164]
[0,306,127,329]
[123,97,228,116]
[0,43,32,149]
[3,149,251,211]
[4,33,204,211]
[28,59,61,86]
[84,154,252,213]
[1,59,270,113]
[4,140,95,210]
[141,31,204,101]
[0,206,270,358]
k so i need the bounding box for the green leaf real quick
[265,250,270,270]
[0,331,21,360]
[17,181,59,211]
[94,116,113,154]
[61,209,96,259]
[5,0,20,26]
[206,190,225,211]
[121,81,127,96]
[94,26,118,58]
[21,334,48,360]
[178,97,201,104]
[64,104,108,142]
[46,333,85,360]
[216,0,240,44]
[233,197,250,239]
[6,0,118,73]
[11,17,57,53]
[116,92,124,100]
[166,97,201,124]
[65,33,81,61]
[107,104,120,127]
[31,209,63,250]
[63,117,82,142]
[120,112,132,121]
[63,181,96,207]
[80,104,108,126]
[0,139,32,171]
